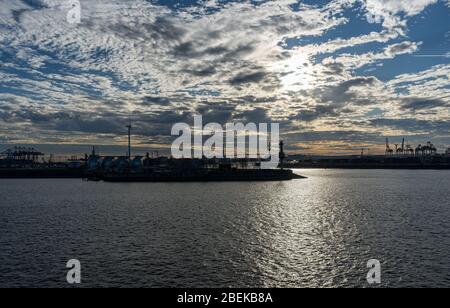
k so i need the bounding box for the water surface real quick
[0,169,449,287]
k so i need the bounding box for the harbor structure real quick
[2,130,450,178]
[0,147,43,167]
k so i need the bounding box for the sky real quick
[0,0,449,156]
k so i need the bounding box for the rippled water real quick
[0,169,449,288]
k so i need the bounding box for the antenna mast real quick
[126,120,132,159]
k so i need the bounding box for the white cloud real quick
[362,0,438,31]
[302,30,399,56]
[0,0,353,107]
[387,64,450,99]
[384,41,421,57]
[364,0,438,16]
[321,41,421,73]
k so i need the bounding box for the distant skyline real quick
[1,0,449,155]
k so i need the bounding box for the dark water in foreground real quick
[0,170,449,288]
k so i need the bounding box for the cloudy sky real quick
[0,0,449,156]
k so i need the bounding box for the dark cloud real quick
[104,16,186,44]
[12,9,28,23]
[339,77,378,89]
[230,95,278,104]
[18,0,47,11]
[183,65,217,77]
[229,65,280,92]
[196,104,236,123]
[173,41,256,66]
[142,96,172,106]
[234,108,271,123]
[401,98,448,111]
[0,104,15,120]
[4,108,128,135]
[173,41,197,57]
[259,14,312,35]
[384,41,418,57]
[274,51,292,61]
[1,105,194,137]
[294,105,338,122]
[316,76,378,105]
[229,70,268,86]
[54,117,125,134]
[203,45,229,56]
[146,16,186,41]
[107,23,150,41]
[322,61,345,75]
[221,44,256,61]
[139,110,193,125]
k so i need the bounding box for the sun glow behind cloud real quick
[275,52,316,92]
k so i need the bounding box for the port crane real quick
[385,138,394,156]
[0,147,43,162]
[386,138,440,157]
[405,144,414,156]
[396,138,405,156]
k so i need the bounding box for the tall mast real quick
[126,120,132,159]
[279,140,286,170]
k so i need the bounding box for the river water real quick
[0,169,449,288]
